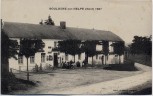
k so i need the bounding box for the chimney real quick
[60,21,66,29]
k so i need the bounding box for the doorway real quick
[54,53,58,67]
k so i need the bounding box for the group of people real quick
[61,60,81,69]
[33,60,86,71]
[61,60,75,69]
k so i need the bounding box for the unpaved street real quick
[12,63,151,94]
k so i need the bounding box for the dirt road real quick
[50,70,151,94]
[12,63,151,94]
[44,63,152,94]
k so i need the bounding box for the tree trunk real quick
[101,57,103,65]
[92,56,94,66]
[105,55,107,65]
[119,55,121,64]
[86,52,89,64]
[1,56,9,94]
[145,54,148,65]
[1,33,9,94]
[85,53,89,68]
[27,58,29,81]
[74,55,75,62]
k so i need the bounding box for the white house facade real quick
[3,22,124,71]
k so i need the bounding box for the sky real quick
[1,0,152,44]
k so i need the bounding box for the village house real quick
[2,21,124,71]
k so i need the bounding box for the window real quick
[49,55,53,61]
[54,41,58,48]
[47,56,49,61]
[48,46,52,53]
[78,54,81,60]
[30,56,35,64]
[65,54,68,61]
[41,53,45,62]
[48,46,52,49]
[18,56,23,64]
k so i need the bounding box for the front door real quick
[101,56,104,65]
[54,53,58,67]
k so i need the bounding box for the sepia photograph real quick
[1,0,152,95]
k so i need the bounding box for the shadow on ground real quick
[123,87,152,95]
[2,73,37,94]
